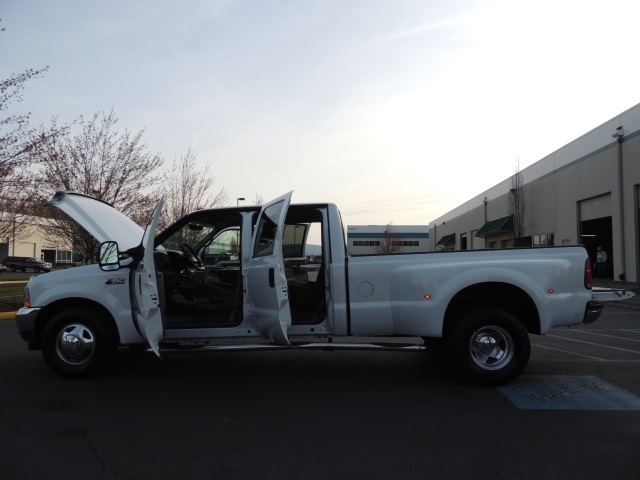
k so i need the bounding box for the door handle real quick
[268,268,275,288]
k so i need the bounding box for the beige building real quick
[429,103,640,283]
[0,216,75,266]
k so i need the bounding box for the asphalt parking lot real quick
[0,303,639,480]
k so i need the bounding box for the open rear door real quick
[246,192,293,346]
[133,198,165,356]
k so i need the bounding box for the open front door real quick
[246,192,293,346]
[133,198,165,356]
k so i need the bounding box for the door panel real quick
[133,198,165,355]
[246,192,293,345]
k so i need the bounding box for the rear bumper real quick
[583,301,603,324]
[592,288,636,302]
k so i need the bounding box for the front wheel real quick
[33,266,40,273]
[42,307,118,378]
[447,307,530,386]
[9,265,16,272]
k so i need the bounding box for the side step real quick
[157,341,427,354]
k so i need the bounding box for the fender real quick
[28,266,144,345]
[390,255,590,336]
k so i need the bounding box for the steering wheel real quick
[180,243,204,270]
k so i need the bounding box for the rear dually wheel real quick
[447,307,530,386]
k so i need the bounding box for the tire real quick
[34,266,40,273]
[10,265,16,272]
[447,307,530,386]
[42,307,118,378]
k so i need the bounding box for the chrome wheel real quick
[468,325,513,371]
[55,323,97,366]
[43,307,118,377]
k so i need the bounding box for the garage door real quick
[580,194,612,221]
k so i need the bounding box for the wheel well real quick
[443,282,540,338]
[30,298,119,350]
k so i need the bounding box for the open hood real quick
[47,191,144,251]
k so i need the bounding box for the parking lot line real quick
[546,334,640,354]
[568,329,640,343]
[534,343,607,360]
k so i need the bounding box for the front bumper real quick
[15,307,41,343]
[583,301,603,324]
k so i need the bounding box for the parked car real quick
[1,256,52,273]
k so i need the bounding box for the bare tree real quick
[509,159,526,247]
[0,19,66,245]
[31,110,163,260]
[158,147,228,230]
[374,223,405,254]
[252,194,264,205]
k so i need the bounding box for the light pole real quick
[236,197,245,206]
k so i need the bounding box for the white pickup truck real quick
[15,191,630,385]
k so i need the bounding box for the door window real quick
[253,200,285,257]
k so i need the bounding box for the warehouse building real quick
[347,225,429,255]
[428,103,640,282]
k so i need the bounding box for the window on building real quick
[533,233,555,247]
[353,240,381,247]
[56,250,73,263]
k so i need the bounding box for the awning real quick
[436,233,456,245]
[475,215,513,237]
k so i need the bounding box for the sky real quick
[3,0,640,228]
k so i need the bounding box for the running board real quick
[157,342,427,354]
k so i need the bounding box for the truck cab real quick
[16,191,349,377]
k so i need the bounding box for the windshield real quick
[155,210,245,260]
[159,222,217,253]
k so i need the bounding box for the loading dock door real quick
[579,194,613,278]
[580,194,612,221]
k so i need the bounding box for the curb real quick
[0,311,16,320]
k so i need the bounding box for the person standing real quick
[595,246,608,278]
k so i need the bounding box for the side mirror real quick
[99,241,120,271]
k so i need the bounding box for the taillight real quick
[584,258,593,290]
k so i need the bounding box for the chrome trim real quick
[592,289,636,302]
[54,323,97,365]
[468,326,514,371]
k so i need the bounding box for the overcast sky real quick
[3,0,640,227]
